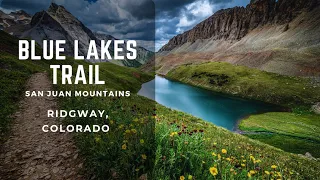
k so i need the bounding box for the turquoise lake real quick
[138,75,281,131]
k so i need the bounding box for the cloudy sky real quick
[0,0,250,51]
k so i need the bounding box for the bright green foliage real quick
[240,112,320,157]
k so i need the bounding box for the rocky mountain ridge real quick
[0,10,31,31]
[2,3,153,67]
[22,3,99,58]
[152,0,320,77]
[160,0,319,52]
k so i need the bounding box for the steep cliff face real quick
[151,0,320,77]
[160,0,319,52]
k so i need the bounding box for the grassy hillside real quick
[239,112,320,157]
[154,106,320,179]
[166,62,320,108]
[1,30,320,179]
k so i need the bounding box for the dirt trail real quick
[0,73,84,180]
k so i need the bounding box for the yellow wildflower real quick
[265,171,270,175]
[131,129,137,134]
[226,158,231,161]
[277,172,282,177]
[230,168,234,172]
[247,172,251,178]
[140,139,145,144]
[221,149,227,154]
[141,154,147,160]
[212,152,217,157]
[250,155,255,161]
[250,170,255,175]
[188,175,193,180]
[209,167,218,176]
[125,129,131,134]
[180,176,185,180]
[133,118,139,123]
[121,144,127,150]
[241,163,246,167]
[271,165,277,169]
[170,132,178,137]
[255,159,261,163]
[218,154,221,160]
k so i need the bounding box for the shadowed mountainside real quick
[3,3,153,67]
[149,0,320,77]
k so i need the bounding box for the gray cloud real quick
[0,0,155,50]
[0,0,251,51]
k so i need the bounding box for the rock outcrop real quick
[0,10,31,31]
[160,0,319,52]
[312,102,320,114]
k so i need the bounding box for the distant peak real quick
[9,9,31,18]
[47,2,69,15]
[48,3,59,12]
[250,0,275,4]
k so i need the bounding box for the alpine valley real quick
[141,0,320,166]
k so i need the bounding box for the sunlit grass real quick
[154,105,320,179]
[166,62,320,108]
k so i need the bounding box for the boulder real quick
[311,102,320,114]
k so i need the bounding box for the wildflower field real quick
[154,106,320,179]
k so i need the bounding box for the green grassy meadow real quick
[1,30,320,179]
[239,112,320,157]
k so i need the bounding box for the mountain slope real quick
[18,3,98,59]
[4,3,153,67]
[0,10,31,32]
[95,33,154,67]
[155,0,320,77]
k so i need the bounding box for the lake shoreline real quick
[159,74,290,131]
[140,75,283,131]
[162,74,287,109]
